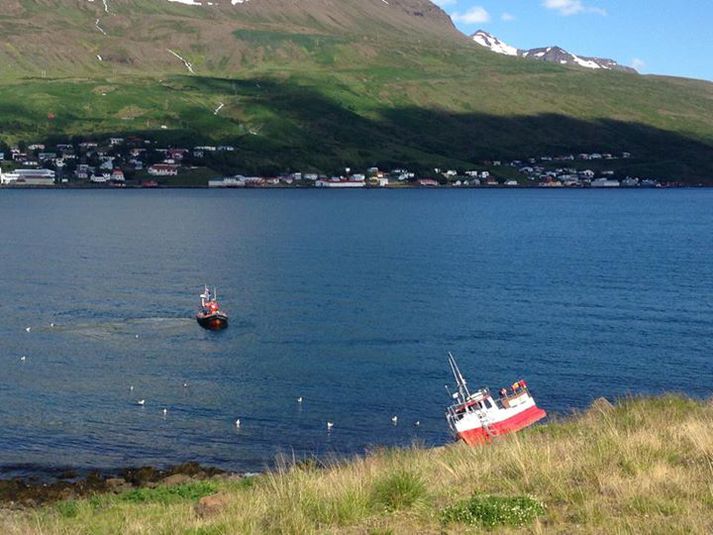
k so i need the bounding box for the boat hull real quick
[196,313,229,331]
[456,405,546,446]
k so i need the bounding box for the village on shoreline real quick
[0,137,695,189]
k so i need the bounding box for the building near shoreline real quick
[0,168,55,186]
[591,178,620,188]
[209,177,245,188]
[316,178,366,188]
[148,164,179,177]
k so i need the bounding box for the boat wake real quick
[48,318,195,340]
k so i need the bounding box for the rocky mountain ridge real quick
[471,30,637,73]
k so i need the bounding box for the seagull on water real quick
[130,385,134,391]
[20,356,26,362]
[25,327,31,333]
[327,421,334,431]
[297,396,303,403]
[235,419,241,428]
[391,416,398,425]
[415,421,421,427]
[162,408,168,416]
[50,322,55,328]
[137,399,145,406]
[135,334,140,339]
[183,382,189,388]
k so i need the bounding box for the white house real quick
[90,174,110,183]
[148,164,179,177]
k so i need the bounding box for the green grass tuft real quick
[442,494,545,528]
[119,481,218,504]
[370,470,426,512]
[55,499,80,518]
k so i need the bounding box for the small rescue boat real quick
[196,286,229,331]
[445,353,546,445]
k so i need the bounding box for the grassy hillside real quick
[0,0,712,180]
[2,395,712,534]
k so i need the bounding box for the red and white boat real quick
[445,353,546,445]
[195,286,229,331]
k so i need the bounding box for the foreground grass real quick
[1,395,712,534]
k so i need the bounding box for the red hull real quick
[196,313,229,331]
[457,405,547,446]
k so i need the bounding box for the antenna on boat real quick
[200,284,211,307]
[448,352,471,401]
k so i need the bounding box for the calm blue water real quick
[0,189,711,476]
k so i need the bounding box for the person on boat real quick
[499,388,508,398]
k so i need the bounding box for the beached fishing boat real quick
[196,286,228,330]
[445,353,546,445]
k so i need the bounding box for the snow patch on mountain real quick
[471,30,518,57]
[470,30,637,74]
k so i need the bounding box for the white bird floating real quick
[391,416,398,425]
[50,322,55,328]
[327,421,334,431]
[135,334,140,339]
[20,356,26,362]
[297,397,303,403]
[235,419,241,428]
[162,408,168,416]
[415,421,421,427]
[183,382,189,388]
[137,399,145,406]
[130,385,134,391]
[25,327,31,333]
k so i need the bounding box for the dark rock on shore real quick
[0,462,233,508]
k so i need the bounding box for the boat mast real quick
[448,352,471,402]
[201,285,210,307]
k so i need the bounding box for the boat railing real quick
[496,383,531,408]
[446,389,498,420]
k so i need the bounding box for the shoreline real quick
[1,395,711,533]
[0,394,704,509]
[0,462,245,508]
[0,184,709,190]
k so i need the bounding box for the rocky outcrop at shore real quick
[0,462,237,508]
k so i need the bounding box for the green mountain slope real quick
[1,0,712,180]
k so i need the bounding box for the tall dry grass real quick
[1,395,712,534]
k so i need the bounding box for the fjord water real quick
[1,189,711,476]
